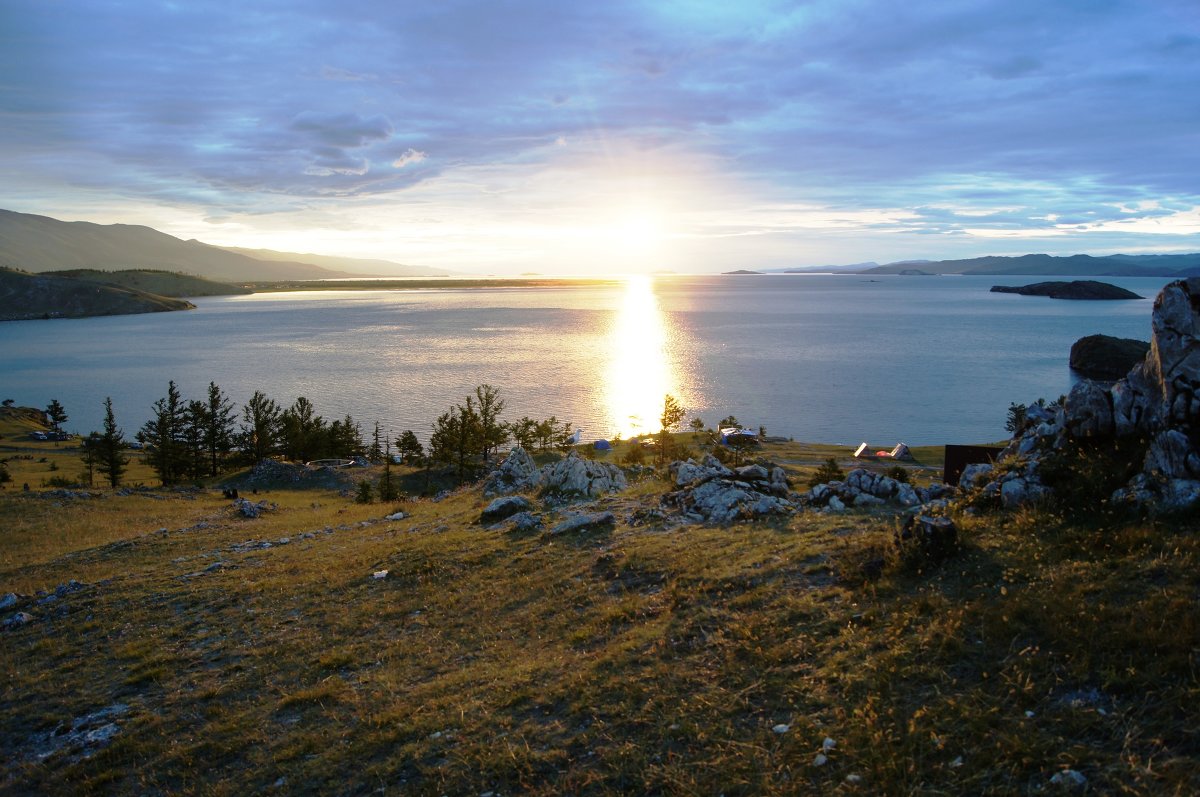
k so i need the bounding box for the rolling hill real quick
[0,209,445,282]
[0,267,195,321]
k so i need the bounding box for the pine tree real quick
[204,382,236,476]
[240,390,281,462]
[368,421,384,462]
[79,431,102,487]
[45,399,68,434]
[474,384,508,462]
[140,381,187,485]
[658,394,686,466]
[95,398,128,488]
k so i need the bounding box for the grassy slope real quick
[0,268,194,321]
[1,442,1198,795]
[44,270,251,298]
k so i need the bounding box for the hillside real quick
[863,252,1200,276]
[219,246,450,278]
[43,269,251,298]
[0,209,352,282]
[0,268,194,321]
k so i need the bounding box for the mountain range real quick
[0,209,448,282]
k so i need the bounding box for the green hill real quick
[0,267,194,321]
[43,269,250,298]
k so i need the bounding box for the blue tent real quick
[593,439,613,450]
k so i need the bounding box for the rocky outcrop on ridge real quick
[662,456,795,523]
[972,278,1200,512]
[540,452,627,498]
[481,447,540,496]
[800,468,953,512]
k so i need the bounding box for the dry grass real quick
[2,446,1198,795]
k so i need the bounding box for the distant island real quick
[722,269,762,275]
[989,280,1144,300]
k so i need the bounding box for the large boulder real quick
[1069,335,1150,380]
[482,447,540,496]
[539,451,627,498]
[480,495,534,524]
[668,479,794,524]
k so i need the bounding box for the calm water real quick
[0,274,1173,446]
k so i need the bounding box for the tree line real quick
[75,382,587,488]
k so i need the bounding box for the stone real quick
[667,478,793,524]
[734,464,770,482]
[480,495,534,523]
[505,511,543,532]
[1063,379,1114,438]
[1000,478,1050,509]
[1049,769,1087,789]
[959,463,994,490]
[550,511,616,535]
[385,511,407,521]
[481,447,540,496]
[853,493,884,508]
[540,451,627,498]
[0,593,20,610]
[372,570,389,579]
[1160,479,1200,512]
[895,514,957,561]
[3,611,34,629]
[671,457,731,487]
[826,495,846,512]
[1144,429,1200,480]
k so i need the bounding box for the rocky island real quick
[989,279,1143,300]
[1069,334,1151,380]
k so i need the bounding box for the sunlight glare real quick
[604,275,678,437]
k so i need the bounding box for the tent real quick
[890,442,911,460]
[854,442,871,458]
[593,439,612,451]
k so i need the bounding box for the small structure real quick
[943,444,1005,486]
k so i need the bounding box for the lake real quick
[0,274,1174,446]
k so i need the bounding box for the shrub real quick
[620,443,646,466]
[355,479,374,504]
[808,457,844,488]
[1039,436,1148,514]
[885,465,910,483]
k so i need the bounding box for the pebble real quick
[772,723,790,734]
[813,753,828,766]
[373,570,389,580]
[822,736,836,752]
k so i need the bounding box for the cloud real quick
[392,148,427,169]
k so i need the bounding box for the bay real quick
[0,274,1173,446]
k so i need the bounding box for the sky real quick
[2,0,1198,274]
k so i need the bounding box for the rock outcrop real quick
[539,451,627,498]
[481,447,540,496]
[981,278,1200,512]
[663,455,795,523]
[801,468,943,512]
[1069,334,1150,380]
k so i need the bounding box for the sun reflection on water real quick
[605,275,679,437]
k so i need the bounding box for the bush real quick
[885,465,910,483]
[1039,436,1148,514]
[620,443,646,466]
[355,479,374,504]
[808,457,845,488]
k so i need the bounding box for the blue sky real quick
[2,0,1198,273]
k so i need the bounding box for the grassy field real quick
[2,413,1198,794]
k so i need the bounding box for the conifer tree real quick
[95,398,128,488]
[204,382,236,476]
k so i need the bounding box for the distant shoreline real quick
[240,277,623,292]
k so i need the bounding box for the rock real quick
[772,723,790,734]
[1063,379,1114,438]
[1144,429,1200,480]
[895,514,957,562]
[482,447,540,496]
[504,511,542,532]
[3,611,34,630]
[853,493,885,508]
[671,457,731,487]
[666,478,794,524]
[1160,479,1200,512]
[540,451,627,498]
[813,753,828,766]
[480,495,534,523]
[1000,477,1050,509]
[0,593,18,610]
[959,463,994,490]
[1049,769,1088,789]
[372,570,389,580]
[550,511,616,535]
[826,495,845,512]
[235,498,271,518]
[385,511,407,521]
[734,464,770,482]
[1070,334,1150,380]
[990,280,1143,300]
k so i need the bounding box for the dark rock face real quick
[1069,335,1151,380]
[990,280,1143,300]
[990,278,1200,512]
[480,495,533,524]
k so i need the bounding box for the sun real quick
[603,206,668,269]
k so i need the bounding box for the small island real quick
[722,269,762,275]
[989,280,1143,300]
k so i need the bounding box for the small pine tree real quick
[808,457,845,488]
[45,399,68,433]
[96,398,129,488]
[355,479,374,504]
